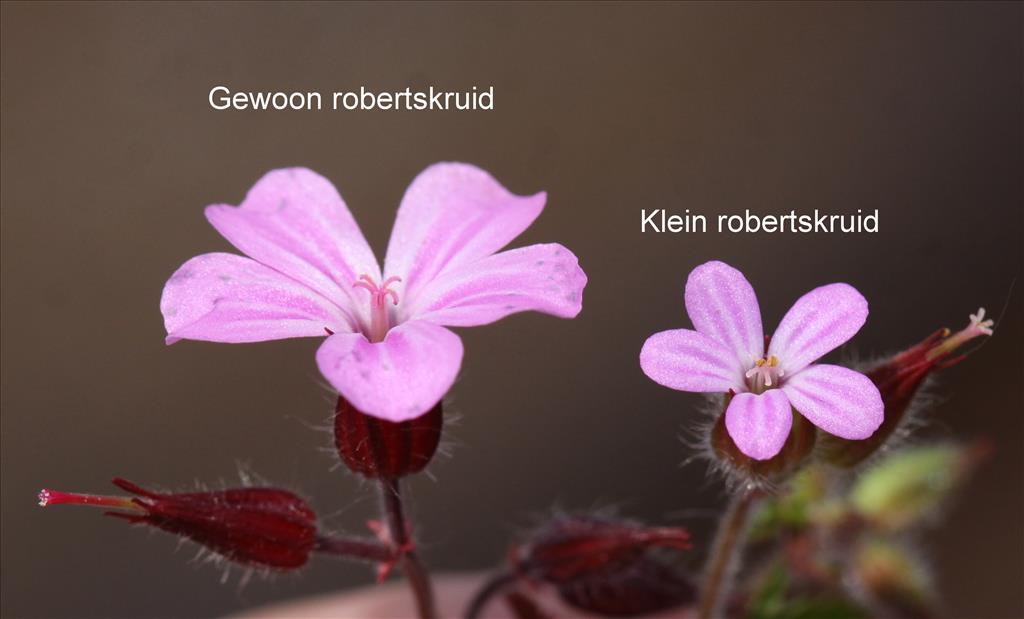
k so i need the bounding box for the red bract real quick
[39,478,318,570]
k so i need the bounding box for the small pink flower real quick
[162,164,587,421]
[640,261,883,460]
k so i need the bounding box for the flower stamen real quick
[745,355,784,393]
[352,275,402,343]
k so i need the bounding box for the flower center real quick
[745,355,784,394]
[352,275,402,343]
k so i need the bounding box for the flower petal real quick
[402,243,586,326]
[382,163,546,309]
[725,390,793,460]
[782,364,883,440]
[684,261,764,368]
[768,283,868,375]
[640,329,744,393]
[161,253,347,344]
[315,321,464,422]
[205,168,381,331]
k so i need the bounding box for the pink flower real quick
[640,261,883,460]
[162,164,587,421]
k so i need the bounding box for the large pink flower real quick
[640,261,883,460]
[162,163,587,422]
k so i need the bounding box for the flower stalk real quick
[698,488,762,619]
[379,477,437,619]
[314,535,398,565]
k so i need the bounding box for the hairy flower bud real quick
[512,514,696,616]
[39,478,318,570]
[821,308,994,467]
[334,395,443,479]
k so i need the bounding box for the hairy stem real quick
[380,477,437,619]
[698,488,761,619]
[315,534,396,564]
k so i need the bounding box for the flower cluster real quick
[38,164,996,619]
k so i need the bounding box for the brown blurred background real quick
[2,2,1021,618]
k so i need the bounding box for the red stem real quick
[380,477,437,619]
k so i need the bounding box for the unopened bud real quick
[39,479,317,569]
[333,395,443,479]
[512,514,695,616]
[850,442,989,531]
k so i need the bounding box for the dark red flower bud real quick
[513,515,696,616]
[822,308,994,467]
[334,395,443,479]
[39,478,318,570]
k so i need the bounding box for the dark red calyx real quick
[41,478,318,570]
[513,514,695,616]
[334,395,443,479]
[557,555,697,617]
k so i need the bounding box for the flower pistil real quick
[352,275,402,342]
[925,307,993,361]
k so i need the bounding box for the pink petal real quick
[315,320,464,422]
[684,261,764,369]
[725,390,793,460]
[782,364,883,440]
[401,243,586,326]
[640,329,744,393]
[205,168,381,331]
[161,253,347,344]
[382,163,546,309]
[768,283,868,375]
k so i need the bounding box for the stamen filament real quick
[745,355,783,393]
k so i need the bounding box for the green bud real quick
[850,444,985,530]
